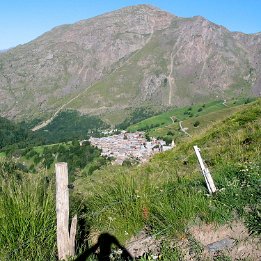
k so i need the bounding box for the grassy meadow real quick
[0,98,260,260]
[73,98,261,258]
[127,97,255,133]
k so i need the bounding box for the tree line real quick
[0,110,109,151]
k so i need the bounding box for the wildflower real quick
[142,207,149,220]
[115,249,123,255]
[124,231,129,235]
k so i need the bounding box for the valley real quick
[0,4,260,261]
[1,97,260,261]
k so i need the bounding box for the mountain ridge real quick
[0,4,260,124]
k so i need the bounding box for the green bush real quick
[163,136,173,145]
[193,121,200,127]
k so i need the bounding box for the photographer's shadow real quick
[75,232,133,261]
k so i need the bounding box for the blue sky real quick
[0,0,261,50]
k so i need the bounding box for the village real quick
[89,131,174,165]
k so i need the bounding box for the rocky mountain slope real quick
[0,5,260,124]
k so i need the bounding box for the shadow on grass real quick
[75,233,133,261]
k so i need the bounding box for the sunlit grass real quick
[0,165,57,260]
[74,99,261,258]
[0,99,260,260]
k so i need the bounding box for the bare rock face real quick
[0,4,260,122]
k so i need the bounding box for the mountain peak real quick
[99,4,176,19]
[0,5,260,122]
[120,4,167,12]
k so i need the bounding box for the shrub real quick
[145,132,151,141]
[167,131,174,136]
[194,121,200,127]
[163,136,173,145]
[122,159,132,167]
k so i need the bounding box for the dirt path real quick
[179,120,191,137]
[32,84,93,131]
[170,116,175,124]
[222,99,229,107]
[187,221,261,261]
[167,51,175,105]
[199,59,207,80]
[169,115,191,137]
[168,37,182,105]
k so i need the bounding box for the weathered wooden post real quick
[55,162,77,260]
[193,146,217,194]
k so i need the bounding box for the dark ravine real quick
[0,4,260,125]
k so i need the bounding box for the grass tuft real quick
[0,163,57,260]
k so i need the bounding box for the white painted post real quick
[55,162,77,260]
[193,146,217,194]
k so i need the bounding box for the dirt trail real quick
[170,116,175,124]
[222,99,229,107]
[168,37,182,105]
[169,115,191,137]
[168,51,175,105]
[186,221,261,260]
[179,121,191,137]
[32,84,93,131]
[199,59,207,80]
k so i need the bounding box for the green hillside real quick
[74,98,261,259]
[126,98,256,146]
[0,98,260,260]
[2,140,109,179]
[34,110,109,144]
[0,110,108,154]
[0,116,32,149]
[127,98,255,133]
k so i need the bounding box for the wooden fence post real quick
[55,162,77,260]
[193,146,217,194]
